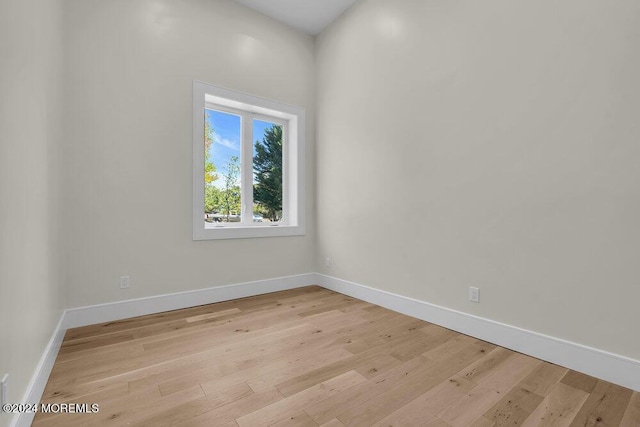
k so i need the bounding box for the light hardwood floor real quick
[34,286,639,426]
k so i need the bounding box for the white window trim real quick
[193,81,305,240]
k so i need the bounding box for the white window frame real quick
[193,81,305,240]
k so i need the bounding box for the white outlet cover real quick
[469,287,480,303]
[120,276,130,289]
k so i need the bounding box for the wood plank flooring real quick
[33,286,639,426]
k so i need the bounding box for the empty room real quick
[1,0,639,426]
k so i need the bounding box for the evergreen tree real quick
[253,125,283,221]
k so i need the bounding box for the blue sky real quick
[205,109,276,189]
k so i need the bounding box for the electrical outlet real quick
[1,374,8,406]
[324,257,331,268]
[119,276,130,289]
[469,287,480,303]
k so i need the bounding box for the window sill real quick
[193,223,305,240]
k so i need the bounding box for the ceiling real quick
[233,0,358,35]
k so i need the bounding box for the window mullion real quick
[281,122,289,225]
[241,112,253,225]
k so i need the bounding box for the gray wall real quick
[0,0,66,424]
[62,0,317,308]
[316,0,640,360]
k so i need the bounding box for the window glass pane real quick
[253,119,283,223]
[204,109,242,224]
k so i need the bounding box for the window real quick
[193,81,305,240]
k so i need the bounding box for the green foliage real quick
[204,155,241,221]
[253,125,283,221]
[205,185,221,214]
[204,118,218,184]
[221,156,241,220]
[204,120,284,223]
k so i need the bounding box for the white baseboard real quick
[316,273,640,392]
[62,273,316,329]
[12,314,66,427]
